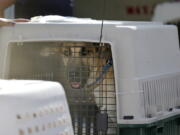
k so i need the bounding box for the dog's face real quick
[40,42,111,89]
[60,42,103,89]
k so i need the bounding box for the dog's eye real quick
[63,49,71,56]
[81,50,88,56]
[81,47,90,56]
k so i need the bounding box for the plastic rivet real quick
[48,122,52,128]
[18,129,24,135]
[53,121,57,128]
[33,113,37,118]
[28,128,33,134]
[35,126,39,132]
[42,124,46,131]
[17,114,21,119]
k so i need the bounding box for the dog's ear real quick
[99,46,112,59]
[56,42,72,56]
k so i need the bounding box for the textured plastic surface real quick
[0,80,73,135]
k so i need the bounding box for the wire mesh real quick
[5,41,117,135]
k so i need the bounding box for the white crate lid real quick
[0,80,73,135]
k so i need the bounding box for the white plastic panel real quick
[0,80,73,135]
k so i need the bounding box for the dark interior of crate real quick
[6,41,117,135]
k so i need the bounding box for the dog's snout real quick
[66,56,90,89]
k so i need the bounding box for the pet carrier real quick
[0,16,180,135]
[0,79,73,135]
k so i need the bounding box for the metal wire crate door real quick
[61,43,117,135]
[5,42,117,135]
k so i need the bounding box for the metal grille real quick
[5,41,117,135]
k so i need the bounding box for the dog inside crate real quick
[5,41,117,135]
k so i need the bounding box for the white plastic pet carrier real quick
[0,16,180,135]
[0,79,73,135]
